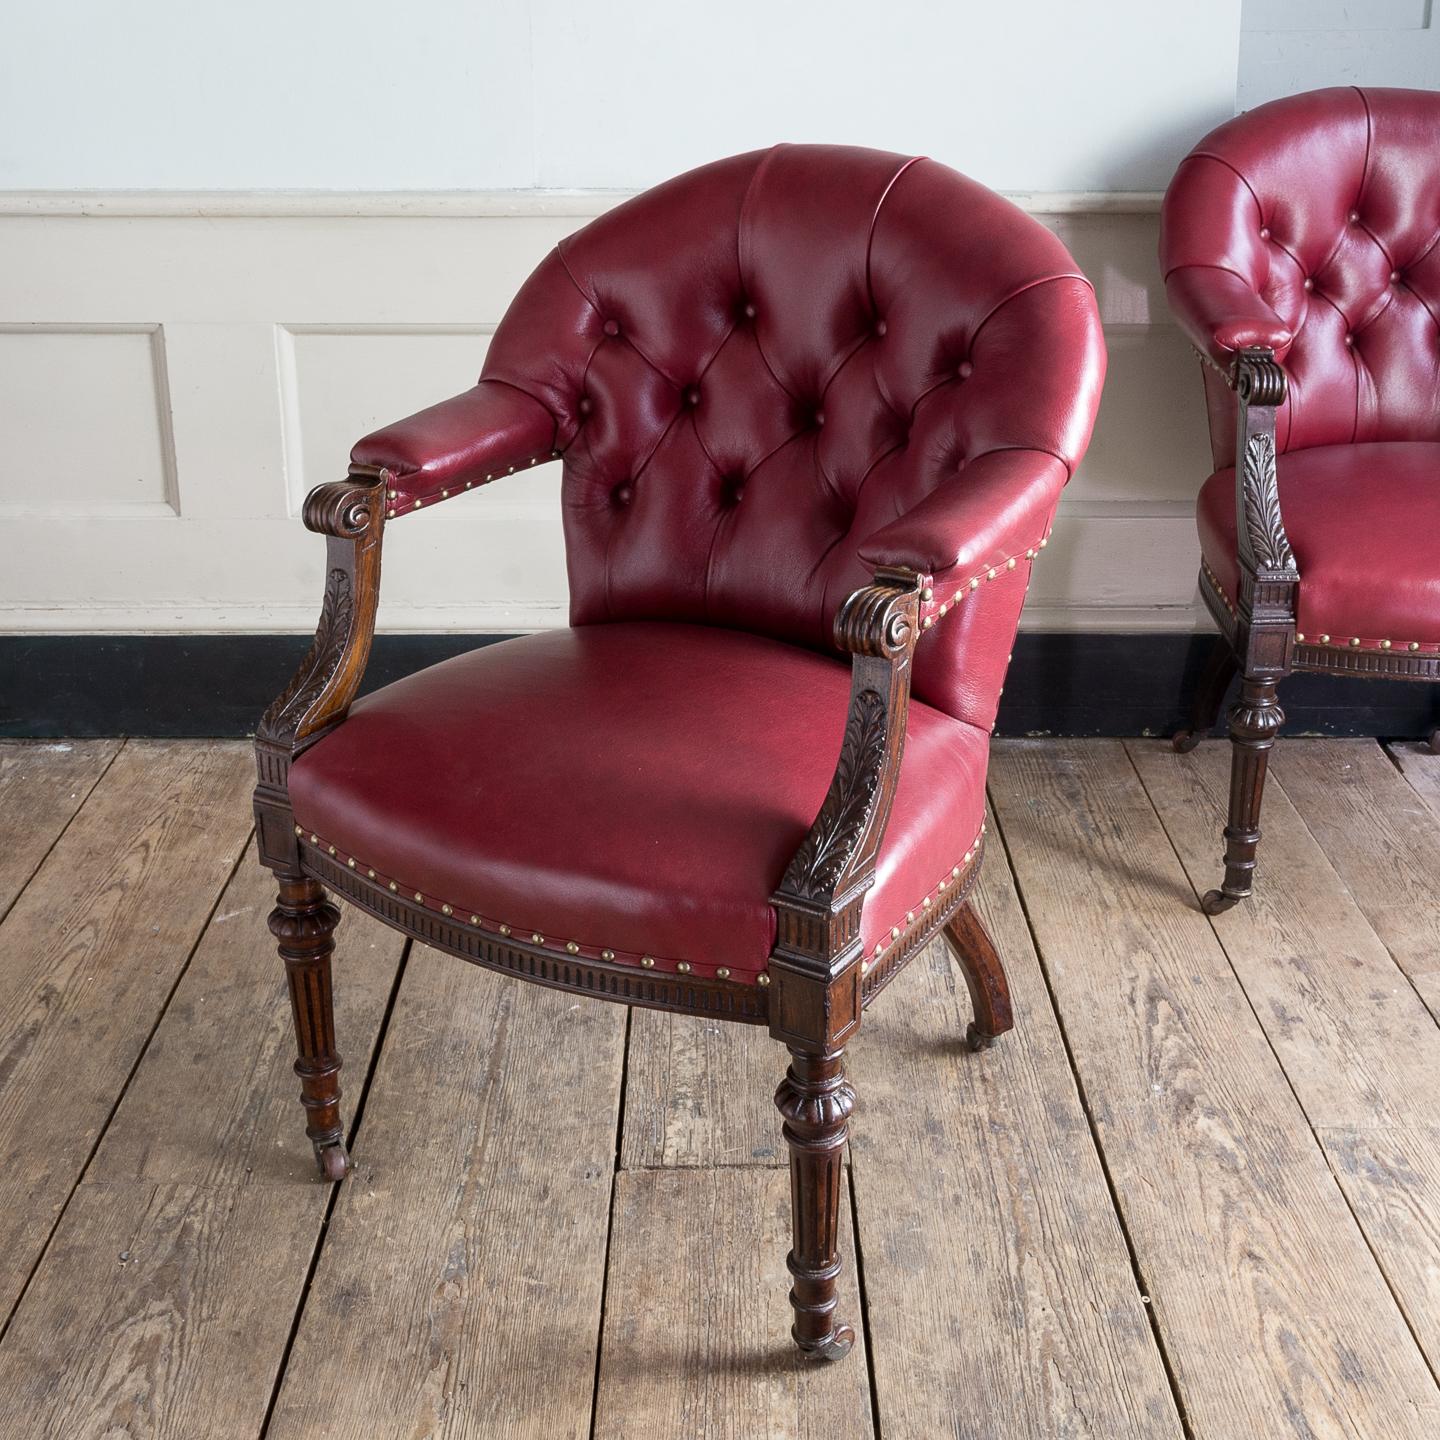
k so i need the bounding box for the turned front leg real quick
[269,875,349,1180]
[1203,675,1284,915]
[775,1047,855,1361]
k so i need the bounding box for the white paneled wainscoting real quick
[0,190,1213,640]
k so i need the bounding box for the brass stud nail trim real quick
[566,940,580,954]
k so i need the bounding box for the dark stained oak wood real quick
[943,900,1014,1050]
[0,741,255,1323]
[0,739,120,920]
[1179,347,1440,911]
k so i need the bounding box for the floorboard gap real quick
[987,781,1197,1440]
[586,1004,632,1440]
[257,934,414,1440]
[0,812,248,1347]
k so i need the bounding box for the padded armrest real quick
[857,449,1067,602]
[1163,265,1293,371]
[351,379,558,515]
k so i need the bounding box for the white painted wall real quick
[0,3,1239,192]
[1240,0,1440,107]
[0,3,1433,637]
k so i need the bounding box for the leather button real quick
[1303,278,1314,292]
[728,479,745,504]
[613,483,633,506]
[1391,270,1402,283]
[812,410,825,429]
[1348,210,1360,224]
[1344,333,1355,347]
[874,318,888,337]
[684,387,701,407]
[742,299,757,320]
[1259,227,1270,240]
[602,319,620,337]
[578,395,593,415]
[957,361,974,379]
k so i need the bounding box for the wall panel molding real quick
[0,198,1211,637]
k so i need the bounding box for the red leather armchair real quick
[1161,87,1440,913]
[255,145,1105,1360]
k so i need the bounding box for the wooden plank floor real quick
[2,735,1439,1438]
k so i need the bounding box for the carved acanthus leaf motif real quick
[257,567,354,742]
[781,688,888,901]
[1241,432,1296,573]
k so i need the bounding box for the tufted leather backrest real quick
[479,145,1103,726]
[1162,88,1440,465]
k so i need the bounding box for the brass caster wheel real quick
[313,1139,349,1182]
[1200,888,1242,916]
[797,1323,855,1362]
[965,1021,996,1053]
[1171,728,1201,754]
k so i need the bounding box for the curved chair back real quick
[1162,87,1440,465]
[481,144,1104,726]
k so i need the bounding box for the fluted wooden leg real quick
[775,1047,855,1361]
[1173,634,1239,753]
[269,875,349,1181]
[944,902,1014,1051]
[1202,676,1284,915]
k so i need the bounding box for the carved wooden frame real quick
[252,462,1006,1363]
[1183,345,1440,912]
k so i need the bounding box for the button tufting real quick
[1391,270,1402,283]
[1303,278,1314,292]
[602,319,620,337]
[578,395,593,416]
[613,483,633,506]
[874,318,888,337]
[812,410,825,429]
[726,474,745,504]
[741,299,757,320]
[1259,226,1270,240]
[1348,210,1360,224]
[684,387,701,407]
[1345,333,1354,347]
[957,360,974,380]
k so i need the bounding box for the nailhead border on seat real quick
[293,821,984,987]
[1200,558,1440,667]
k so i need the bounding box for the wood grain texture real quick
[592,1167,873,1440]
[0,740,254,1321]
[1270,740,1440,1014]
[1131,738,1440,1129]
[267,947,625,1440]
[0,739,119,917]
[0,859,406,1439]
[621,1009,784,1169]
[850,836,1184,1440]
[1318,1124,1440,1374]
[0,1181,321,1440]
[1388,741,1440,1016]
[89,857,404,1186]
[990,739,1440,1440]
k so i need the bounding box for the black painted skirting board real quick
[4,631,1438,739]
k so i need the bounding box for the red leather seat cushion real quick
[1197,441,1440,649]
[288,623,988,979]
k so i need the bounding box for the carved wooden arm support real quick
[257,465,389,755]
[1230,349,1296,583]
[769,568,922,996]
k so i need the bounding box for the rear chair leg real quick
[1201,675,1284,915]
[775,1047,856,1361]
[1173,635,1239,753]
[944,903,1014,1051]
[269,875,349,1181]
